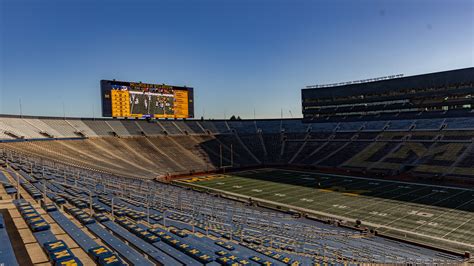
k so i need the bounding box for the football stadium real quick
[0,67,474,266]
[2,1,473,265]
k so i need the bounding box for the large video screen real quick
[101,80,194,118]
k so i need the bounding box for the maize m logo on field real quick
[344,142,473,176]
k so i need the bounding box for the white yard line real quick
[317,184,408,213]
[381,190,466,227]
[442,216,474,238]
[341,186,428,217]
[193,168,474,249]
[411,199,474,231]
[263,168,474,192]
[185,182,474,251]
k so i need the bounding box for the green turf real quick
[175,168,474,253]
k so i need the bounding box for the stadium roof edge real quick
[302,67,474,90]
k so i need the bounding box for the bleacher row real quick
[2,116,474,140]
[0,155,465,265]
[2,129,474,180]
[1,115,474,180]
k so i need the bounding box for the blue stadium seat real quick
[0,214,19,266]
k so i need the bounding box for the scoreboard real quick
[101,80,194,119]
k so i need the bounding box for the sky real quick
[0,0,473,119]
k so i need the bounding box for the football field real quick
[175,168,474,253]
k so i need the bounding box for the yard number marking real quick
[369,211,388,217]
[408,210,434,218]
[416,220,439,227]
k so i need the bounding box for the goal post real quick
[219,144,233,173]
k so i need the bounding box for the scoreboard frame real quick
[101,80,194,119]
